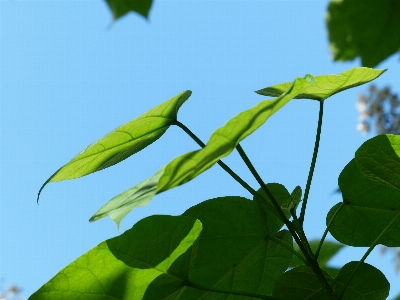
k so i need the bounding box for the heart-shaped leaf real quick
[326,0,400,67]
[38,91,191,201]
[29,215,202,300]
[327,159,400,246]
[106,0,153,20]
[333,261,389,300]
[355,134,400,191]
[256,67,385,100]
[272,265,333,300]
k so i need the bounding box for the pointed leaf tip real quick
[37,91,191,199]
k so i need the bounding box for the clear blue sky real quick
[1,0,399,298]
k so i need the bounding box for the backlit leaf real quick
[29,215,202,300]
[326,0,400,67]
[256,67,385,100]
[38,91,191,200]
[90,166,166,230]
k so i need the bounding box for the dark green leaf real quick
[272,265,333,300]
[106,0,153,20]
[38,91,191,200]
[333,261,389,299]
[256,67,385,100]
[328,159,400,246]
[291,240,344,277]
[355,134,400,191]
[29,215,202,299]
[253,183,292,234]
[182,196,293,296]
[326,0,400,67]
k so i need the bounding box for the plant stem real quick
[175,120,336,299]
[299,100,324,226]
[235,143,336,299]
[184,280,280,299]
[339,212,400,299]
[173,120,283,221]
[316,203,345,259]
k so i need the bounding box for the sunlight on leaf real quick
[90,166,166,230]
[38,91,191,201]
[29,215,202,300]
[256,67,385,100]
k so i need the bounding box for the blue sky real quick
[1,0,400,298]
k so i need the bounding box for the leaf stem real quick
[339,212,400,299]
[175,120,336,299]
[173,120,281,220]
[316,203,345,259]
[299,99,324,226]
[235,143,336,299]
[184,280,280,299]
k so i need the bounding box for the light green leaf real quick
[90,166,166,230]
[29,215,202,300]
[106,0,153,20]
[272,265,333,300]
[326,0,400,67]
[156,76,313,193]
[333,261,389,300]
[291,185,302,206]
[38,91,191,200]
[355,134,400,191]
[255,67,385,100]
[290,240,344,277]
[328,159,400,246]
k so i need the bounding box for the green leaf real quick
[29,215,202,300]
[255,67,385,100]
[156,76,313,193]
[106,0,153,20]
[38,91,191,200]
[355,134,400,191]
[181,196,293,297]
[253,183,292,234]
[272,265,333,300]
[290,240,344,277]
[326,0,400,67]
[328,159,400,246]
[291,185,302,206]
[89,166,166,230]
[333,261,389,299]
